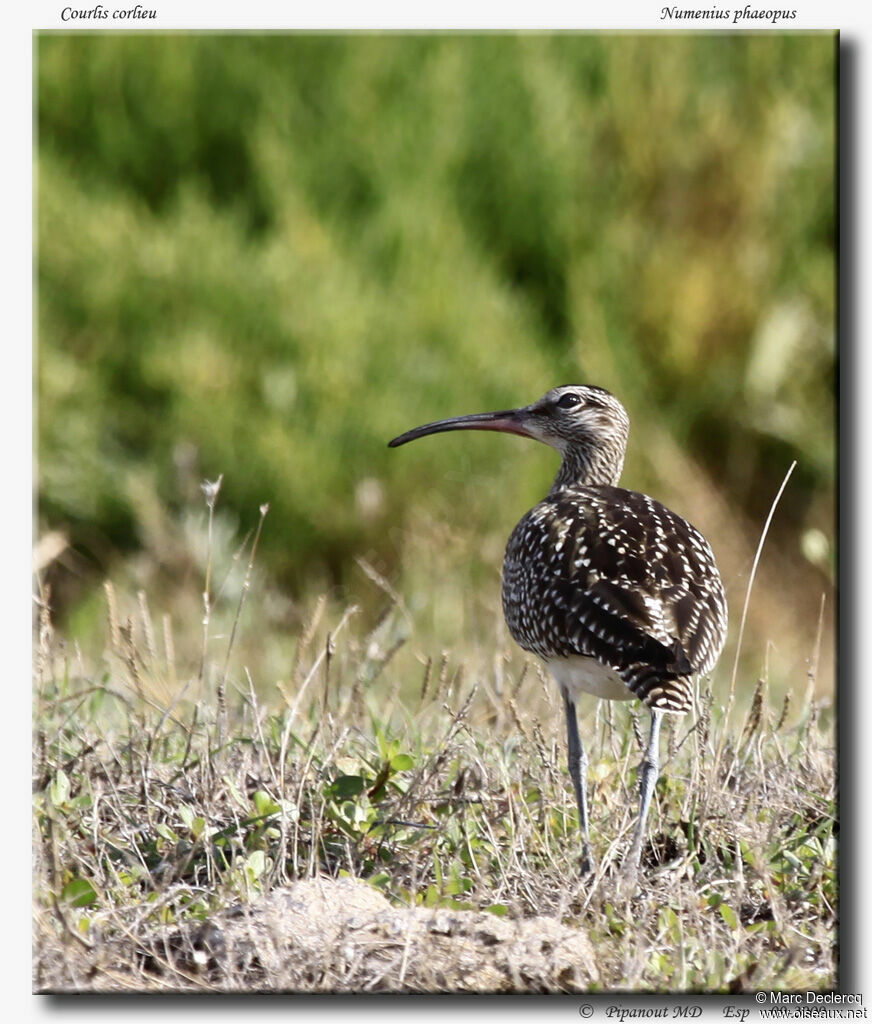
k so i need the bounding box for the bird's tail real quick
[622,639,693,713]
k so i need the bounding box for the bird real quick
[388,384,728,878]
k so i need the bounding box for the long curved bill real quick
[388,407,533,448]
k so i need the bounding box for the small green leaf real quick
[49,769,70,807]
[62,878,97,908]
[485,904,509,917]
[390,753,415,772]
[422,884,441,907]
[661,906,680,934]
[329,775,367,800]
[253,790,281,817]
[782,850,803,870]
[245,850,266,880]
[719,903,739,930]
[156,823,178,842]
[445,874,474,896]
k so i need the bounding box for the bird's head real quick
[389,385,631,488]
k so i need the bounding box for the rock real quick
[141,876,599,992]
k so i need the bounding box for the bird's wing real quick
[502,487,728,680]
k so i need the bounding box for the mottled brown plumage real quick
[502,484,726,713]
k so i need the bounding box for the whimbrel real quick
[389,385,728,876]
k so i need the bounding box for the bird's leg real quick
[563,690,593,874]
[625,708,664,878]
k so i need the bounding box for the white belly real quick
[544,654,634,703]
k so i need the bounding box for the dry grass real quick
[33,561,836,993]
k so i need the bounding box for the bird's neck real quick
[549,442,625,495]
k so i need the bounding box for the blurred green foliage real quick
[37,34,835,648]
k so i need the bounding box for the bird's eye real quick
[556,393,582,409]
